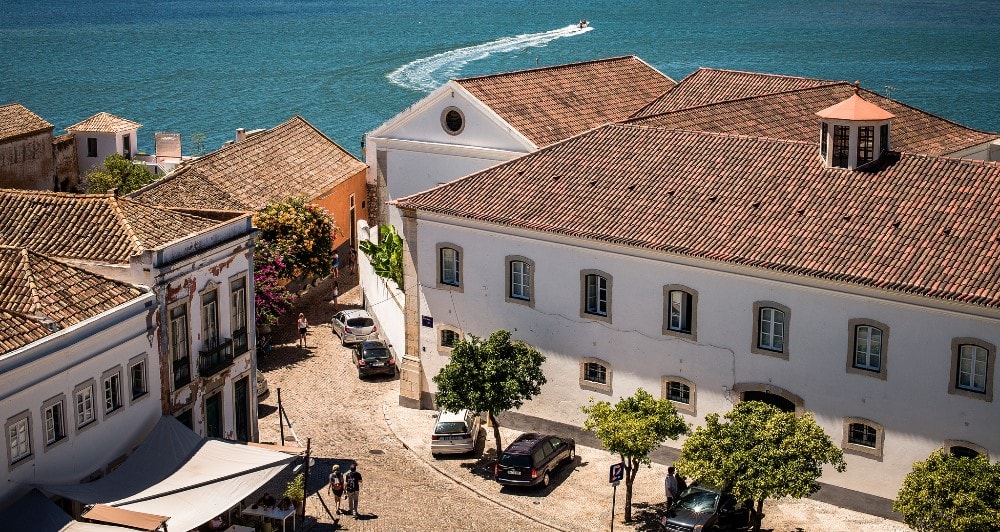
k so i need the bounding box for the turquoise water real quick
[2,0,997,157]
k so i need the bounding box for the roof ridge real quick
[693,67,843,84]
[627,82,852,123]
[616,122,816,147]
[15,248,42,318]
[855,87,999,137]
[289,115,363,163]
[455,55,640,82]
[107,196,146,253]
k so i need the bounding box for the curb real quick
[381,403,573,532]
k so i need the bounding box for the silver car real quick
[431,409,481,456]
[331,309,377,346]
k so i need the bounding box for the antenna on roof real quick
[853,81,860,95]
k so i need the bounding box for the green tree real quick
[676,401,846,532]
[86,153,158,194]
[189,132,206,156]
[893,449,1000,531]
[432,330,546,455]
[358,224,404,291]
[253,196,337,281]
[582,388,689,523]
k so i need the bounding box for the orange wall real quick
[313,167,369,252]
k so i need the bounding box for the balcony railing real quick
[232,327,249,356]
[198,338,234,378]
[173,356,191,389]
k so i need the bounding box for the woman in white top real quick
[297,313,308,348]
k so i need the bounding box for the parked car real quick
[431,409,481,456]
[661,485,752,532]
[331,309,377,346]
[352,340,397,379]
[494,433,575,488]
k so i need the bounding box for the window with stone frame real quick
[170,304,191,388]
[43,398,66,446]
[6,413,31,465]
[585,274,608,316]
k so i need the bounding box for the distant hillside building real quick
[0,246,160,508]
[391,76,1000,517]
[130,115,368,251]
[0,189,259,444]
[67,112,142,177]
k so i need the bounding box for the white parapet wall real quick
[357,220,406,357]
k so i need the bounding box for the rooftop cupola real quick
[816,82,894,169]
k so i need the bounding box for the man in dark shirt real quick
[344,463,363,518]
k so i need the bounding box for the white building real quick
[364,56,677,228]
[0,189,259,443]
[391,89,1000,516]
[0,247,160,508]
[67,112,142,176]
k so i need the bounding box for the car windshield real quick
[362,347,391,360]
[433,421,468,434]
[676,489,719,513]
[346,317,374,327]
[499,453,531,468]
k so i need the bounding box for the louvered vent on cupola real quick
[816,82,895,169]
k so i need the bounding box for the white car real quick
[431,409,481,456]
[331,309,377,346]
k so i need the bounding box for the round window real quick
[441,107,465,135]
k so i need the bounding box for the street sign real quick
[609,462,624,483]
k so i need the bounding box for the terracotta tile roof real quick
[66,112,142,133]
[816,92,895,121]
[455,56,676,147]
[128,116,366,211]
[0,189,220,264]
[0,103,53,142]
[0,246,144,352]
[634,68,836,117]
[629,83,998,157]
[395,124,1000,308]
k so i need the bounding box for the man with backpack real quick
[344,463,363,518]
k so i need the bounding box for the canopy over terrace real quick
[39,416,297,532]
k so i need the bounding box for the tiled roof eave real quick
[411,207,1000,311]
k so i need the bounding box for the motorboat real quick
[578,19,589,28]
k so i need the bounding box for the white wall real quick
[0,295,160,507]
[412,215,1000,500]
[357,220,405,356]
[74,129,139,177]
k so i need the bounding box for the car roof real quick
[503,433,551,454]
[437,409,470,422]
[339,309,371,318]
[358,340,388,349]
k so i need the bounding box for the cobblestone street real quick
[255,272,910,532]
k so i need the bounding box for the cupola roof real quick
[816,86,894,121]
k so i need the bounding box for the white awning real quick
[39,416,294,531]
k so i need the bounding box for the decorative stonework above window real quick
[441,106,465,136]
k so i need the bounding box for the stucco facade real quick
[403,211,999,506]
[313,166,369,251]
[0,131,54,190]
[0,292,160,508]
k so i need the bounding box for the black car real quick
[661,485,751,532]
[494,433,575,488]
[352,340,397,378]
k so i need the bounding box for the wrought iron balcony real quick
[173,356,191,389]
[198,338,234,378]
[232,327,249,356]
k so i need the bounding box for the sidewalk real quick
[381,400,912,532]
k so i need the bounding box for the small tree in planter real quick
[284,472,305,516]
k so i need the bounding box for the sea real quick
[1,0,997,158]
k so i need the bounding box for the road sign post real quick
[609,463,624,532]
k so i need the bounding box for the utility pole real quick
[277,388,284,445]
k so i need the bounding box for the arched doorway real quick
[742,390,796,413]
[732,383,804,414]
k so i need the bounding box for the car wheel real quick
[566,448,576,464]
[541,472,551,488]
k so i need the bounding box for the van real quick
[494,433,576,488]
[430,410,481,456]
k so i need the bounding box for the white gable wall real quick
[411,213,1000,501]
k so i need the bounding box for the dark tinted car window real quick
[434,421,468,434]
[532,447,545,465]
[362,347,391,360]
[541,440,555,456]
[347,317,374,327]
[500,453,531,467]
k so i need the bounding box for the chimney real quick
[236,128,246,142]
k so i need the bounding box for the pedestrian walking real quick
[331,281,339,307]
[665,466,679,508]
[344,463,363,518]
[328,464,345,514]
[348,248,357,274]
[296,313,308,348]
[331,250,340,280]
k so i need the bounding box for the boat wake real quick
[387,24,594,92]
